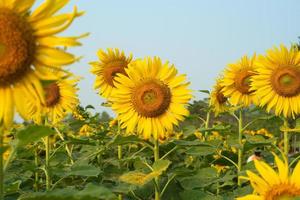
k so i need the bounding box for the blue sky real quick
[57,0,300,114]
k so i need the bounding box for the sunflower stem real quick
[34,146,39,192]
[0,127,4,200]
[117,121,123,200]
[283,118,289,160]
[153,138,160,200]
[204,110,211,138]
[44,118,51,191]
[45,135,51,191]
[237,110,243,187]
[55,127,74,165]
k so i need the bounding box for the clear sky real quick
[57,0,300,114]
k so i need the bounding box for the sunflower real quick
[111,57,192,140]
[90,48,133,98]
[237,154,300,200]
[209,78,230,115]
[251,45,300,118]
[28,76,79,124]
[221,55,257,107]
[0,0,83,128]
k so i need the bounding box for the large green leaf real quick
[18,184,116,200]
[180,190,222,200]
[68,164,101,177]
[185,146,216,156]
[14,125,55,148]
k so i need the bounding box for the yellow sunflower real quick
[28,76,79,124]
[90,48,133,98]
[0,0,83,128]
[251,45,300,118]
[111,57,192,140]
[221,55,257,107]
[210,78,230,115]
[237,154,300,200]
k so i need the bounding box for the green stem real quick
[237,110,243,187]
[55,128,74,165]
[153,138,160,200]
[34,146,39,192]
[216,173,220,196]
[45,136,51,191]
[3,146,16,172]
[204,110,211,138]
[283,119,289,160]
[117,121,123,200]
[0,127,4,200]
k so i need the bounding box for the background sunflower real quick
[210,78,230,115]
[28,76,79,124]
[90,48,133,98]
[221,55,257,107]
[111,57,192,140]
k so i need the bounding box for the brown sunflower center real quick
[103,61,127,87]
[0,8,35,86]
[234,69,254,94]
[44,83,60,107]
[265,183,300,200]
[216,88,227,104]
[132,80,171,117]
[271,66,300,97]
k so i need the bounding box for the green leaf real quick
[5,180,21,195]
[198,90,210,94]
[18,184,116,200]
[14,125,55,148]
[85,105,95,110]
[180,190,221,200]
[152,159,171,172]
[112,135,149,147]
[119,171,156,186]
[120,160,171,186]
[68,164,101,177]
[186,146,215,156]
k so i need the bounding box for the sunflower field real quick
[1,0,300,200]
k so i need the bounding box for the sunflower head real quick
[90,48,133,98]
[0,0,83,129]
[0,8,35,85]
[251,45,300,118]
[237,153,300,200]
[221,55,257,107]
[210,78,230,115]
[111,57,192,140]
[28,76,79,124]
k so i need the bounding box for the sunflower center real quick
[216,88,227,104]
[44,83,60,107]
[132,80,171,117]
[103,61,127,87]
[0,8,35,86]
[271,66,300,97]
[265,183,300,200]
[234,69,254,94]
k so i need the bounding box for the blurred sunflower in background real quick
[90,48,133,98]
[28,76,79,124]
[237,154,300,200]
[251,45,300,118]
[210,78,230,115]
[111,57,192,140]
[0,0,84,128]
[221,55,257,107]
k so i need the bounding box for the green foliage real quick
[1,101,289,200]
